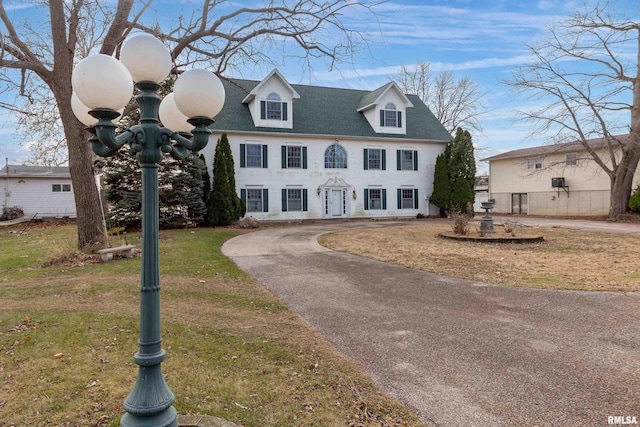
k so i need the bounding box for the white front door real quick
[331,189,343,216]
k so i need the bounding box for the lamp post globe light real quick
[71,34,225,427]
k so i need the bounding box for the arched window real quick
[324,144,347,169]
[382,102,398,127]
[266,92,282,120]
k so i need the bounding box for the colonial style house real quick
[204,70,452,220]
[482,135,639,216]
[0,164,77,218]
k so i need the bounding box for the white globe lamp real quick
[71,54,133,111]
[159,93,193,133]
[173,69,225,119]
[120,34,172,83]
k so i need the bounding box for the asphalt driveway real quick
[222,220,640,426]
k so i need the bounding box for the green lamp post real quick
[71,34,225,427]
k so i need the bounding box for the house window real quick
[266,92,282,120]
[527,157,543,170]
[380,102,402,128]
[369,189,381,209]
[281,145,307,169]
[240,143,268,168]
[241,188,269,213]
[364,148,386,170]
[364,188,387,210]
[397,150,418,171]
[282,188,308,212]
[52,184,71,192]
[246,189,263,212]
[566,153,577,166]
[324,144,347,169]
[287,146,301,168]
[397,188,419,209]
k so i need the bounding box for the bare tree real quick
[506,2,640,218]
[0,0,378,250]
[396,61,485,134]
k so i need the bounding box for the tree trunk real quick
[54,88,107,250]
[609,142,640,218]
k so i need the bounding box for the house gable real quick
[242,69,300,130]
[357,82,414,136]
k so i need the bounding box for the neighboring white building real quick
[0,164,77,218]
[203,70,452,220]
[482,134,640,216]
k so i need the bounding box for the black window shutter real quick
[380,110,385,127]
[240,144,246,168]
[364,189,369,210]
[281,189,288,212]
[240,189,247,204]
[382,149,386,170]
[282,103,288,121]
[302,189,308,211]
[281,146,287,168]
[413,150,418,171]
[262,145,268,168]
[363,149,369,170]
[397,188,402,209]
[262,189,269,212]
[398,111,402,128]
[260,101,266,120]
[396,150,401,170]
[302,146,308,169]
[414,189,419,209]
[382,189,387,210]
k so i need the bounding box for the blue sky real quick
[1,0,638,172]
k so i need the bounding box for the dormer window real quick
[380,103,402,128]
[267,93,282,119]
[261,92,288,121]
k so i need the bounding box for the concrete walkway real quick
[222,220,640,427]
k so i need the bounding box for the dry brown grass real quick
[319,222,640,291]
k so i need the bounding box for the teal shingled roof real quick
[210,78,452,142]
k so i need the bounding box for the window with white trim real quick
[397,149,418,171]
[527,157,543,170]
[364,188,387,210]
[397,188,418,210]
[286,189,302,211]
[287,146,301,168]
[369,189,382,210]
[365,148,385,170]
[380,102,402,128]
[52,184,71,192]
[246,144,263,167]
[246,189,263,212]
[282,188,308,212]
[266,92,282,120]
[241,188,268,213]
[401,189,415,209]
[324,144,347,169]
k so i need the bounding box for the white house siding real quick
[1,177,76,217]
[204,132,445,221]
[487,147,637,216]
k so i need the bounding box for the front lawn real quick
[0,224,425,426]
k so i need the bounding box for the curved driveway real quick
[222,221,640,426]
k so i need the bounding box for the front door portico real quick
[320,177,351,219]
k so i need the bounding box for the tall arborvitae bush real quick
[429,127,476,215]
[207,133,245,225]
[430,153,451,217]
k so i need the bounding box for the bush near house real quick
[629,185,640,213]
[1,206,24,221]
